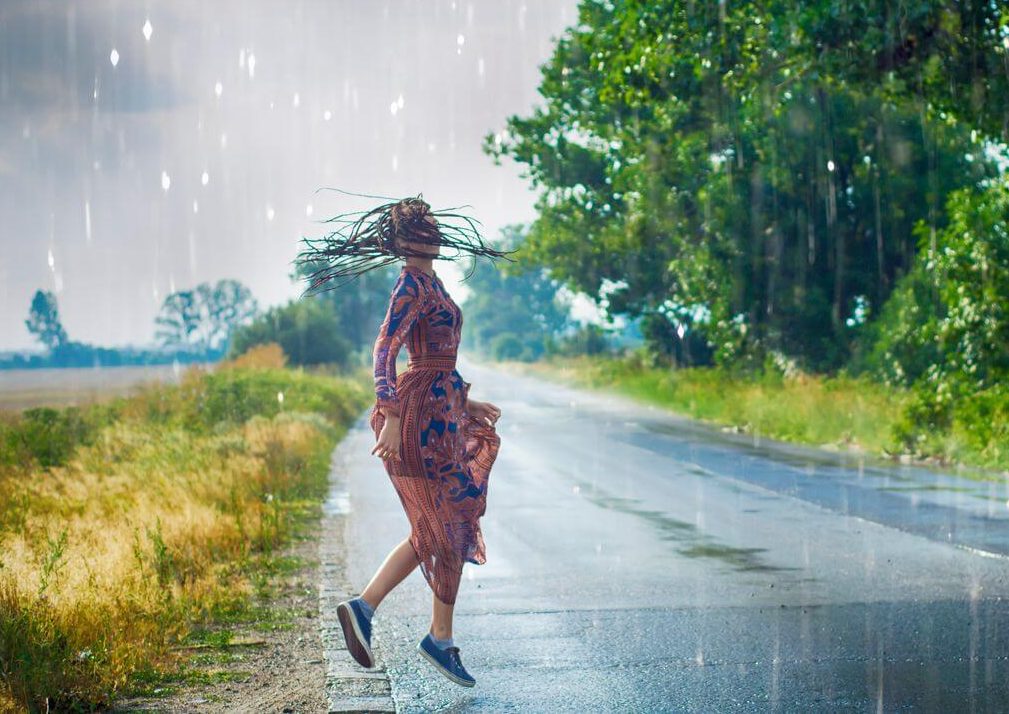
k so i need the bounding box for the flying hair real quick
[293,188,518,297]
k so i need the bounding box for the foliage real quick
[155,279,259,353]
[887,178,1009,459]
[290,260,401,355]
[459,225,574,361]
[228,298,353,368]
[0,405,118,470]
[24,290,68,352]
[483,0,1003,370]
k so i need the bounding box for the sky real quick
[0,0,583,352]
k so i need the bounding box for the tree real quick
[25,289,68,351]
[228,298,352,367]
[155,279,258,353]
[482,0,1002,370]
[459,225,574,361]
[290,260,398,355]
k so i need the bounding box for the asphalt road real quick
[330,358,1009,713]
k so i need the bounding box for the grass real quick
[0,344,371,712]
[509,351,1009,478]
[510,352,905,456]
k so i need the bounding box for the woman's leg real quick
[361,537,419,609]
[430,593,455,640]
[429,567,463,640]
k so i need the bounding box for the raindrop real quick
[193,200,199,214]
[239,48,246,68]
[47,248,54,269]
[292,92,300,108]
[220,132,227,148]
[323,109,332,121]
[142,19,152,41]
[827,160,835,172]
[478,57,485,77]
[306,204,313,217]
[84,201,92,244]
[266,205,275,221]
[277,391,284,405]
[201,171,209,186]
[392,155,398,172]
[427,142,437,153]
[269,101,275,110]
[398,94,404,109]
[161,171,171,192]
[248,53,256,78]
[110,48,119,67]
[214,81,223,97]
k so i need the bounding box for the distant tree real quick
[24,289,68,351]
[228,298,352,367]
[460,225,574,361]
[155,279,258,353]
[201,279,259,352]
[155,290,201,350]
[291,260,398,355]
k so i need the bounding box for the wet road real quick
[332,358,1009,712]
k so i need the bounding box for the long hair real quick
[294,189,517,297]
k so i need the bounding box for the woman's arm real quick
[373,271,429,419]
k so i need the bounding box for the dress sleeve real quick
[373,271,429,419]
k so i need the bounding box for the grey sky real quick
[0,0,579,351]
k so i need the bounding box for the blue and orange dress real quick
[370,263,501,605]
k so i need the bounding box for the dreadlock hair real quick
[294,190,518,297]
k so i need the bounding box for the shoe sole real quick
[337,601,375,669]
[417,643,476,687]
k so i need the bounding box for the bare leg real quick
[429,570,462,640]
[360,537,419,609]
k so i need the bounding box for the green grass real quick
[515,353,905,455]
[510,352,1009,478]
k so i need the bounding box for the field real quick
[0,345,370,711]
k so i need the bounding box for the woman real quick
[296,194,512,687]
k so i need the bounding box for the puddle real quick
[575,480,798,573]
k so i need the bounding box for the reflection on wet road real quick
[334,358,1009,712]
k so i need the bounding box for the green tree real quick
[155,279,258,353]
[228,298,352,367]
[25,289,68,351]
[459,225,574,361]
[483,0,1001,370]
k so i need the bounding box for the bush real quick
[228,299,352,367]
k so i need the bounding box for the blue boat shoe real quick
[417,633,476,687]
[336,597,374,669]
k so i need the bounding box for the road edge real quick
[319,433,397,714]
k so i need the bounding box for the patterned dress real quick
[370,263,501,605]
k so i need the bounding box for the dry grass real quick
[0,345,370,712]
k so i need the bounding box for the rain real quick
[2,1,1009,712]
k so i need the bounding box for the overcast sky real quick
[0,0,580,351]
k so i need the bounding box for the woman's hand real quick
[371,415,402,461]
[466,398,501,427]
